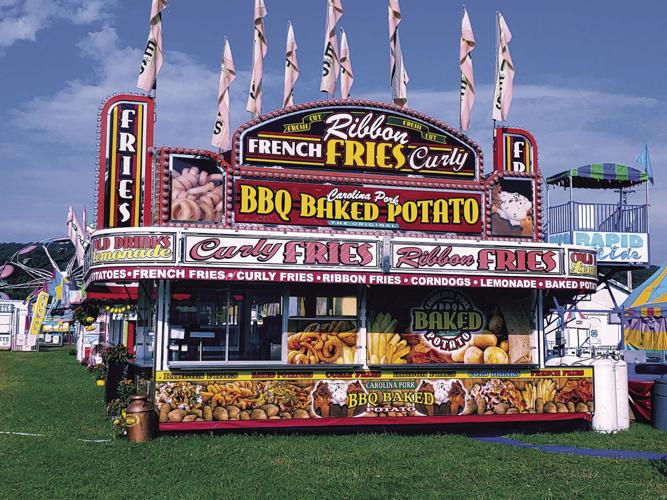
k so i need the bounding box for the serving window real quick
[168,284,282,365]
[287,285,361,365]
[169,153,224,223]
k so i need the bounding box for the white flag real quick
[283,22,299,108]
[66,206,86,265]
[339,29,353,99]
[246,0,267,116]
[459,7,475,131]
[137,0,167,92]
[212,39,237,150]
[388,0,408,106]
[81,206,91,239]
[492,12,514,121]
[320,0,343,95]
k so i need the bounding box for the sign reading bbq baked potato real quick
[236,102,481,180]
[235,179,482,233]
[155,368,594,424]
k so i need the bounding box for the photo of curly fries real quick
[171,166,224,222]
[288,320,357,364]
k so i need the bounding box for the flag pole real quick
[219,35,227,155]
[493,11,499,132]
[153,7,161,121]
[459,4,465,132]
[325,0,332,100]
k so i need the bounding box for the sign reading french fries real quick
[236,105,481,180]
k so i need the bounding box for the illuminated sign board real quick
[234,179,482,234]
[97,94,154,229]
[237,103,481,180]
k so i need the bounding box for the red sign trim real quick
[233,179,483,234]
[85,265,597,292]
[97,94,154,229]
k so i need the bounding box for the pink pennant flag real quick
[388,0,409,106]
[320,0,343,95]
[283,22,299,108]
[137,0,167,92]
[246,0,268,116]
[339,29,353,99]
[459,7,475,131]
[492,12,514,122]
[212,39,237,150]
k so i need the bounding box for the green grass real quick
[1,349,666,499]
[509,423,667,454]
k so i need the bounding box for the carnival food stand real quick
[84,98,597,430]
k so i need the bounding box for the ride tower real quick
[544,162,651,358]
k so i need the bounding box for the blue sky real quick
[1,0,666,258]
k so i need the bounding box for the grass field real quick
[0,349,665,499]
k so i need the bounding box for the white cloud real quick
[3,24,667,262]
[9,25,256,150]
[0,0,113,49]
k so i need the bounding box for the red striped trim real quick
[160,412,591,432]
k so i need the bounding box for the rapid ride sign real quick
[548,231,649,265]
[237,104,481,179]
[234,179,482,233]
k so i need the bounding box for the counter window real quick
[168,286,282,365]
[169,153,224,223]
[287,285,360,365]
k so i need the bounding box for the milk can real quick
[125,395,155,443]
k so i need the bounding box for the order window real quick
[168,285,282,364]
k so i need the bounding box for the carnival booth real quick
[623,264,667,362]
[0,300,29,351]
[84,97,598,431]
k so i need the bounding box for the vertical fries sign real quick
[97,95,154,229]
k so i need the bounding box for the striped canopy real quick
[624,265,667,350]
[546,163,649,189]
[624,264,667,318]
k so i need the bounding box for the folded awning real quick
[84,283,138,301]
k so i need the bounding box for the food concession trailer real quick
[84,97,597,430]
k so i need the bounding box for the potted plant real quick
[91,365,106,386]
[102,344,133,403]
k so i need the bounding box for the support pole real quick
[538,289,545,367]
[569,176,575,234]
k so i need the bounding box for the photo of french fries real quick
[521,379,556,409]
[367,312,409,364]
[288,320,357,364]
[171,165,224,222]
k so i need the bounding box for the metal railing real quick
[547,202,647,234]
